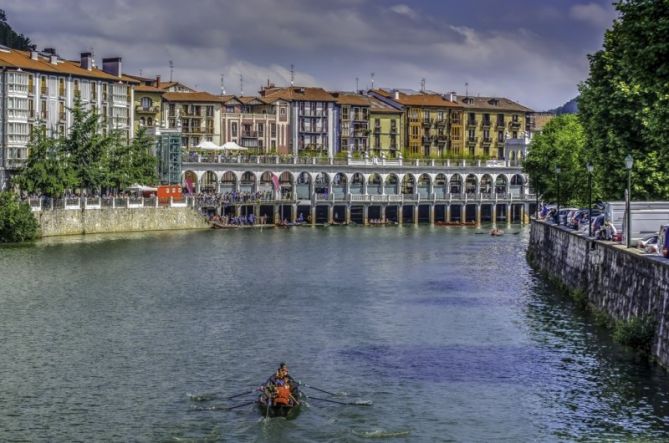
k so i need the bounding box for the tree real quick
[579,0,669,200]
[0,9,32,50]
[523,115,588,206]
[12,127,76,197]
[0,192,38,243]
[128,127,158,186]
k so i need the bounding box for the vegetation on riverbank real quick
[13,98,157,198]
[0,192,38,243]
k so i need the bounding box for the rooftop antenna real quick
[139,69,143,77]
[356,77,359,92]
[371,72,375,89]
[240,73,244,95]
[465,82,469,97]
[220,74,225,95]
[421,78,426,92]
[290,64,295,86]
[169,60,174,82]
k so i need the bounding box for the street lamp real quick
[586,163,593,236]
[555,166,561,225]
[625,154,633,248]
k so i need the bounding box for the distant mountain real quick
[546,97,578,115]
[0,9,32,50]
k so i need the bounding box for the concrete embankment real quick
[528,220,669,367]
[35,207,210,237]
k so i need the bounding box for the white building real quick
[0,46,137,189]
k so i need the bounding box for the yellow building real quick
[458,96,533,159]
[371,89,462,158]
[368,96,405,158]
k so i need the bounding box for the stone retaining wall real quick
[528,220,669,367]
[35,207,210,237]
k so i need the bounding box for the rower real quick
[265,363,299,405]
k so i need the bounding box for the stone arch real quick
[495,174,509,194]
[183,170,198,193]
[259,171,275,193]
[296,171,312,199]
[314,172,331,196]
[417,173,431,197]
[368,173,382,195]
[510,174,525,196]
[402,174,416,195]
[480,174,493,194]
[465,173,477,194]
[350,172,364,195]
[385,173,399,195]
[240,171,257,193]
[449,174,463,194]
[434,173,447,198]
[332,172,348,197]
[278,171,294,199]
[201,170,218,192]
[219,171,237,193]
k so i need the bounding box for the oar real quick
[192,400,256,411]
[298,383,339,396]
[226,388,260,400]
[306,395,372,406]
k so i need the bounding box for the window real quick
[141,97,153,110]
[280,107,286,117]
[147,117,153,126]
[91,82,97,100]
[140,117,146,126]
[40,77,47,95]
[342,106,349,120]
[258,123,264,137]
[28,75,34,94]
[231,122,238,137]
[74,80,80,97]
[498,131,504,142]
[271,123,277,137]
[59,78,65,96]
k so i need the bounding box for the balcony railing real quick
[467,119,477,127]
[135,105,161,114]
[27,196,195,212]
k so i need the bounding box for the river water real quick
[2,226,669,442]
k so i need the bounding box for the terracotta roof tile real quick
[368,96,403,113]
[135,84,165,93]
[332,92,370,106]
[373,88,461,108]
[263,86,336,102]
[457,95,533,113]
[162,91,224,103]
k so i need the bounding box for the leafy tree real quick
[579,0,669,200]
[0,9,32,50]
[523,115,589,206]
[0,192,38,243]
[128,127,157,185]
[12,127,76,197]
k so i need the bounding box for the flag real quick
[271,173,280,192]
[185,177,194,195]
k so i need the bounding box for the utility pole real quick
[220,74,225,95]
[356,77,359,92]
[421,78,426,92]
[290,64,294,86]
[240,73,244,96]
[371,72,375,89]
[169,60,174,82]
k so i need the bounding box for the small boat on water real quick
[256,393,302,419]
[490,227,504,236]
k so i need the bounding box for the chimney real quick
[80,52,93,70]
[449,91,456,102]
[30,50,38,60]
[155,75,161,88]
[102,57,122,77]
[49,55,58,65]
[393,89,400,100]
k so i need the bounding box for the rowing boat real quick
[256,393,302,419]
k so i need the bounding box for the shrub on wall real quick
[613,315,656,353]
[0,192,39,243]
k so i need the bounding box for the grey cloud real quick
[3,0,616,109]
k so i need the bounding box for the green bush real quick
[0,192,39,243]
[613,315,656,353]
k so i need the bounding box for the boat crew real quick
[265,363,299,406]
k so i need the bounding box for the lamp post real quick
[625,154,633,248]
[586,163,593,237]
[555,166,561,225]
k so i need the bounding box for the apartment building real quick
[162,92,222,149]
[371,89,462,157]
[220,94,290,154]
[0,46,136,189]
[368,95,404,158]
[126,75,166,133]
[260,86,336,157]
[332,92,370,155]
[457,95,533,160]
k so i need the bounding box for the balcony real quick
[422,120,432,127]
[41,86,48,95]
[300,109,326,117]
[481,120,491,129]
[467,137,478,144]
[496,120,505,129]
[300,127,325,133]
[135,105,160,114]
[509,120,521,129]
[435,119,447,127]
[482,137,492,145]
[241,131,258,139]
[467,119,477,127]
[390,128,398,134]
[373,126,381,134]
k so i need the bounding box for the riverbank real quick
[527,219,669,367]
[35,207,210,237]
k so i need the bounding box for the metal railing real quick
[28,196,195,212]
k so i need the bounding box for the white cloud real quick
[570,3,617,28]
[389,4,418,20]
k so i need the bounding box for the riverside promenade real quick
[182,154,537,225]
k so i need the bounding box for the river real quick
[1,226,669,442]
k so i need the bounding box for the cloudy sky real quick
[4,0,618,110]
